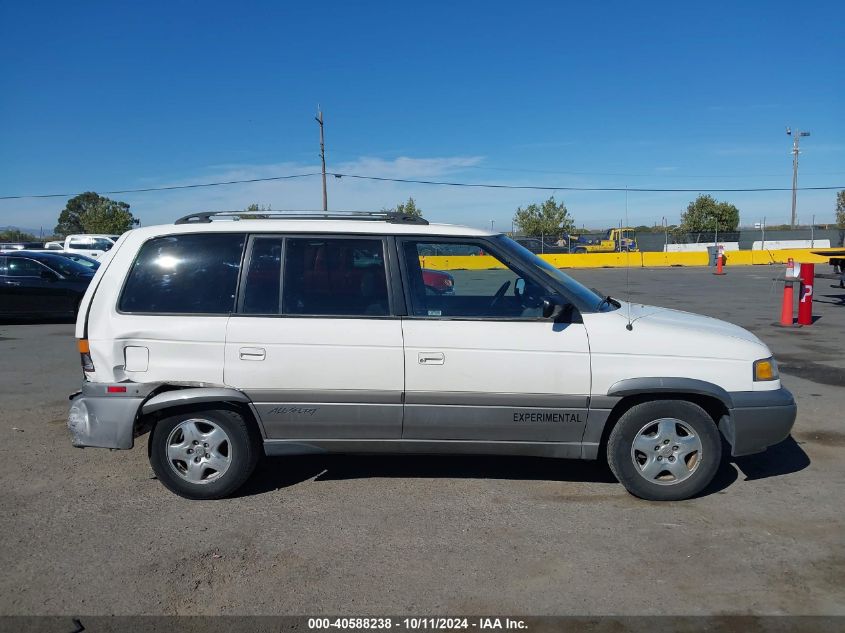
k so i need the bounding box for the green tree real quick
[678,194,740,233]
[0,228,37,242]
[55,192,136,237]
[386,197,422,218]
[835,190,845,246]
[242,203,271,219]
[513,196,575,237]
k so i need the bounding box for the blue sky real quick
[1,0,843,233]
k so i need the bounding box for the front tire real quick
[149,408,260,500]
[607,400,722,501]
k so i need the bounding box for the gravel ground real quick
[0,265,843,616]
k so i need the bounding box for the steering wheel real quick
[490,280,511,308]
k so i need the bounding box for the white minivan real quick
[67,211,796,501]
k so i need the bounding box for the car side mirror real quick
[514,278,526,297]
[542,295,566,320]
[41,269,58,281]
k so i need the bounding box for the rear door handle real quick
[239,347,266,361]
[418,352,445,365]
[4,281,20,286]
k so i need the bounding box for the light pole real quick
[786,127,810,229]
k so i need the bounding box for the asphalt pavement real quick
[0,265,843,616]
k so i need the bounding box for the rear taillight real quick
[78,339,95,374]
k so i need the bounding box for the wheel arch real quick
[133,386,264,451]
[589,379,732,462]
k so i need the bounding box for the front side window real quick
[282,238,389,316]
[119,233,245,314]
[5,257,47,277]
[401,240,552,319]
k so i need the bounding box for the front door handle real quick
[4,281,20,286]
[418,352,445,365]
[239,347,266,361]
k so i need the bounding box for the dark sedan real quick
[0,252,95,318]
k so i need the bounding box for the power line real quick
[0,172,322,200]
[466,164,844,179]
[1,170,843,201]
[328,172,844,193]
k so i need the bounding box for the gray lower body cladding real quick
[720,387,797,456]
[67,383,797,461]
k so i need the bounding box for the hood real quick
[583,301,773,364]
[619,302,765,347]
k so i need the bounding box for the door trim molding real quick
[245,389,403,404]
[405,391,589,408]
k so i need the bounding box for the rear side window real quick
[282,238,389,316]
[119,234,245,314]
[69,237,113,250]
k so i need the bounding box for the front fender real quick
[606,377,734,408]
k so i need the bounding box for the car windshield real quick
[28,253,93,277]
[493,235,616,312]
[65,254,99,268]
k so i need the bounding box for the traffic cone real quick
[780,282,794,326]
[713,252,726,276]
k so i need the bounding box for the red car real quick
[422,268,454,294]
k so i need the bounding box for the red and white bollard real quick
[797,263,815,326]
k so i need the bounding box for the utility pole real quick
[316,107,327,211]
[786,127,810,229]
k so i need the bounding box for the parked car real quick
[0,241,44,251]
[422,268,454,294]
[14,250,101,270]
[53,251,101,270]
[67,211,795,501]
[61,234,120,259]
[0,251,95,318]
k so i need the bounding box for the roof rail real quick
[174,210,429,225]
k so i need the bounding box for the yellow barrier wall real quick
[419,247,840,271]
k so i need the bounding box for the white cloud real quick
[2,154,840,234]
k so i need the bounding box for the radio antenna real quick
[625,186,633,331]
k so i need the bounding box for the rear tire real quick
[149,408,260,500]
[607,400,722,501]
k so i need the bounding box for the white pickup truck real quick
[45,234,120,259]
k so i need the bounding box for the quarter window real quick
[119,234,245,314]
[282,238,389,316]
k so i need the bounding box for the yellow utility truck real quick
[571,228,638,253]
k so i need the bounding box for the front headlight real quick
[753,357,779,381]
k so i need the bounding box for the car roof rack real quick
[174,210,429,225]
